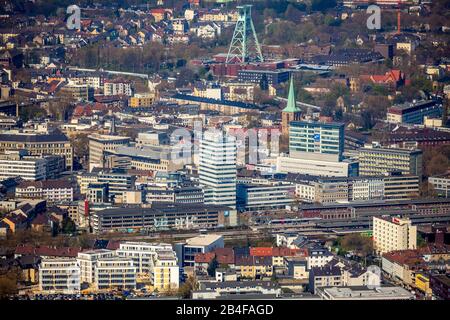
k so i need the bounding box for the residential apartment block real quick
[15,180,74,202]
[77,249,115,284]
[373,217,417,255]
[94,257,137,291]
[38,258,81,294]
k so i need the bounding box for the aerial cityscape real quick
[0,0,450,304]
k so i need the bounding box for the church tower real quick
[281,77,301,145]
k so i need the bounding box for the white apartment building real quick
[373,217,417,255]
[199,130,237,208]
[0,155,47,181]
[94,257,137,290]
[295,182,316,203]
[38,258,81,294]
[68,74,104,89]
[104,80,132,96]
[77,249,115,284]
[15,180,74,202]
[307,247,334,269]
[116,242,174,278]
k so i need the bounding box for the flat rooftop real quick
[186,234,223,247]
[319,286,413,299]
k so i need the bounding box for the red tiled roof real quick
[15,244,81,257]
[250,247,273,257]
[194,252,215,263]
[215,247,234,265]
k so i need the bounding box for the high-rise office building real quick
[88,134,131,172]
[289,121,345,162]
[373,216,417,255]
[358,146,423,178]
[199,130,237,208]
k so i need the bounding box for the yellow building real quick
[129,94,155,108]
[415,273,432,296]
[349,77,360,92]
[152,251,179,292]
[396,42,416,55]
[236,256,273,279]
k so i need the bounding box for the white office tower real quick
[199,130,237,209]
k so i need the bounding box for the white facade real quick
[199,130,237,208]
[77,249,115,284]
[351,178,384,201]
[104,81,132,96]
[183,234,224,267]
[94,257,137,290]
[0,158,46,181]
[428,175,450,198]
[277,156,352,177]
[307,252,334,269]
[317,286,414,300]
[115,242,178,291]
[373,217,417,255]
[295,182,316,202]
[39,258,81,294]
[15,185,74,202]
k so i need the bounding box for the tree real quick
[425,154,449,177]
[207,257,219,277]
[177,276,197,299]
[335,108,343,121]
[61,217,76,234]
[321,104,334,117]
[284,4,302,22]
[19,105,46,122]
[72,133,89,161]
[419,182,437,198]
[417,234,427,248]
[340,233,373,257]
[0,269,20,298]
[175,67,197,87]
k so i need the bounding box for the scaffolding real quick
[226,5,263,64]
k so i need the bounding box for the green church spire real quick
[282,76,300,113]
